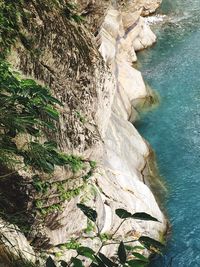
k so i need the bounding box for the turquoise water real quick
[136,0,200,266]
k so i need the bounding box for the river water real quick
[136,0,200,266]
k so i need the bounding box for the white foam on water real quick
[144,15,166,25]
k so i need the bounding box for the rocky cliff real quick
[0,0,166,266]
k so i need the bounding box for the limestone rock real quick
[0,0,167,265]
[0,219,36,266]
[121,0,162,16]
[75,0,162,33]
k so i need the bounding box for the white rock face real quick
[126,0,162,16]
[95,6,167,246]
[0,219,36,266]
[44,4,167,257]
[44,5,167,252]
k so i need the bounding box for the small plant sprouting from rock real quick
[47,205,165,267]
[84,219,96,235]
[32,176,50,194]
[82,160,96,181]
[63,2,84,23]
[76,111,86,123]
[59,238,81,250]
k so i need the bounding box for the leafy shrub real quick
[0,61,63,173]
[46,205,165,267]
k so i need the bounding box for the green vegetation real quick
[46,205,165,267]
[0,0,83,62]
[0,0,20,57]
[57,183,84,202]
[35,199,44,209]
[0,59,88,175]
[63,2,84,23]
[0,0,36,58]
[89,161,97,169]
[33,183,86,216]
[84,219,96,235]
[0,0,87,175]
[83,160,96,181]
[31,161,95,218]
[39,203,62,216]
[59,238,81,250]
[64,155,84,173]
[99,233,112,242]
[0,60,65,174]
[0,1,90,238]
[0,3,165,267]
[76,111,86,123]
[32,176,50,194]
[8,260,37,267]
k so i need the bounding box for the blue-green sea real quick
[136,0,200,266]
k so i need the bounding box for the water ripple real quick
[137,0,200,266]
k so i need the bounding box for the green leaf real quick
[131,212,159,222]
[48,95,63,106]
[118,241,127,264]
[115,209,159,222]
[132,252,149,262]
[60,260,68,267]
[115,209,133,219]
[44,141,58,149]
[77,246,95,260]
[44,104,59,121]
[77,203,97,222]
[125,246,144,251]
[46,256,56,267]
[72,258,84,267]
[94,256,107,267]
[40,120,56,130]
[139,236,165,251]
[127,259,147,267]
[26,126,40,136]
[20,79,37,87]
[98,252,117,267]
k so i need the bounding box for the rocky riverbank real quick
[0,0,167,265]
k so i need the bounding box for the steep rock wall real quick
[0,0,166,265]
[94,3,167,256]
[75,0,162,32]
